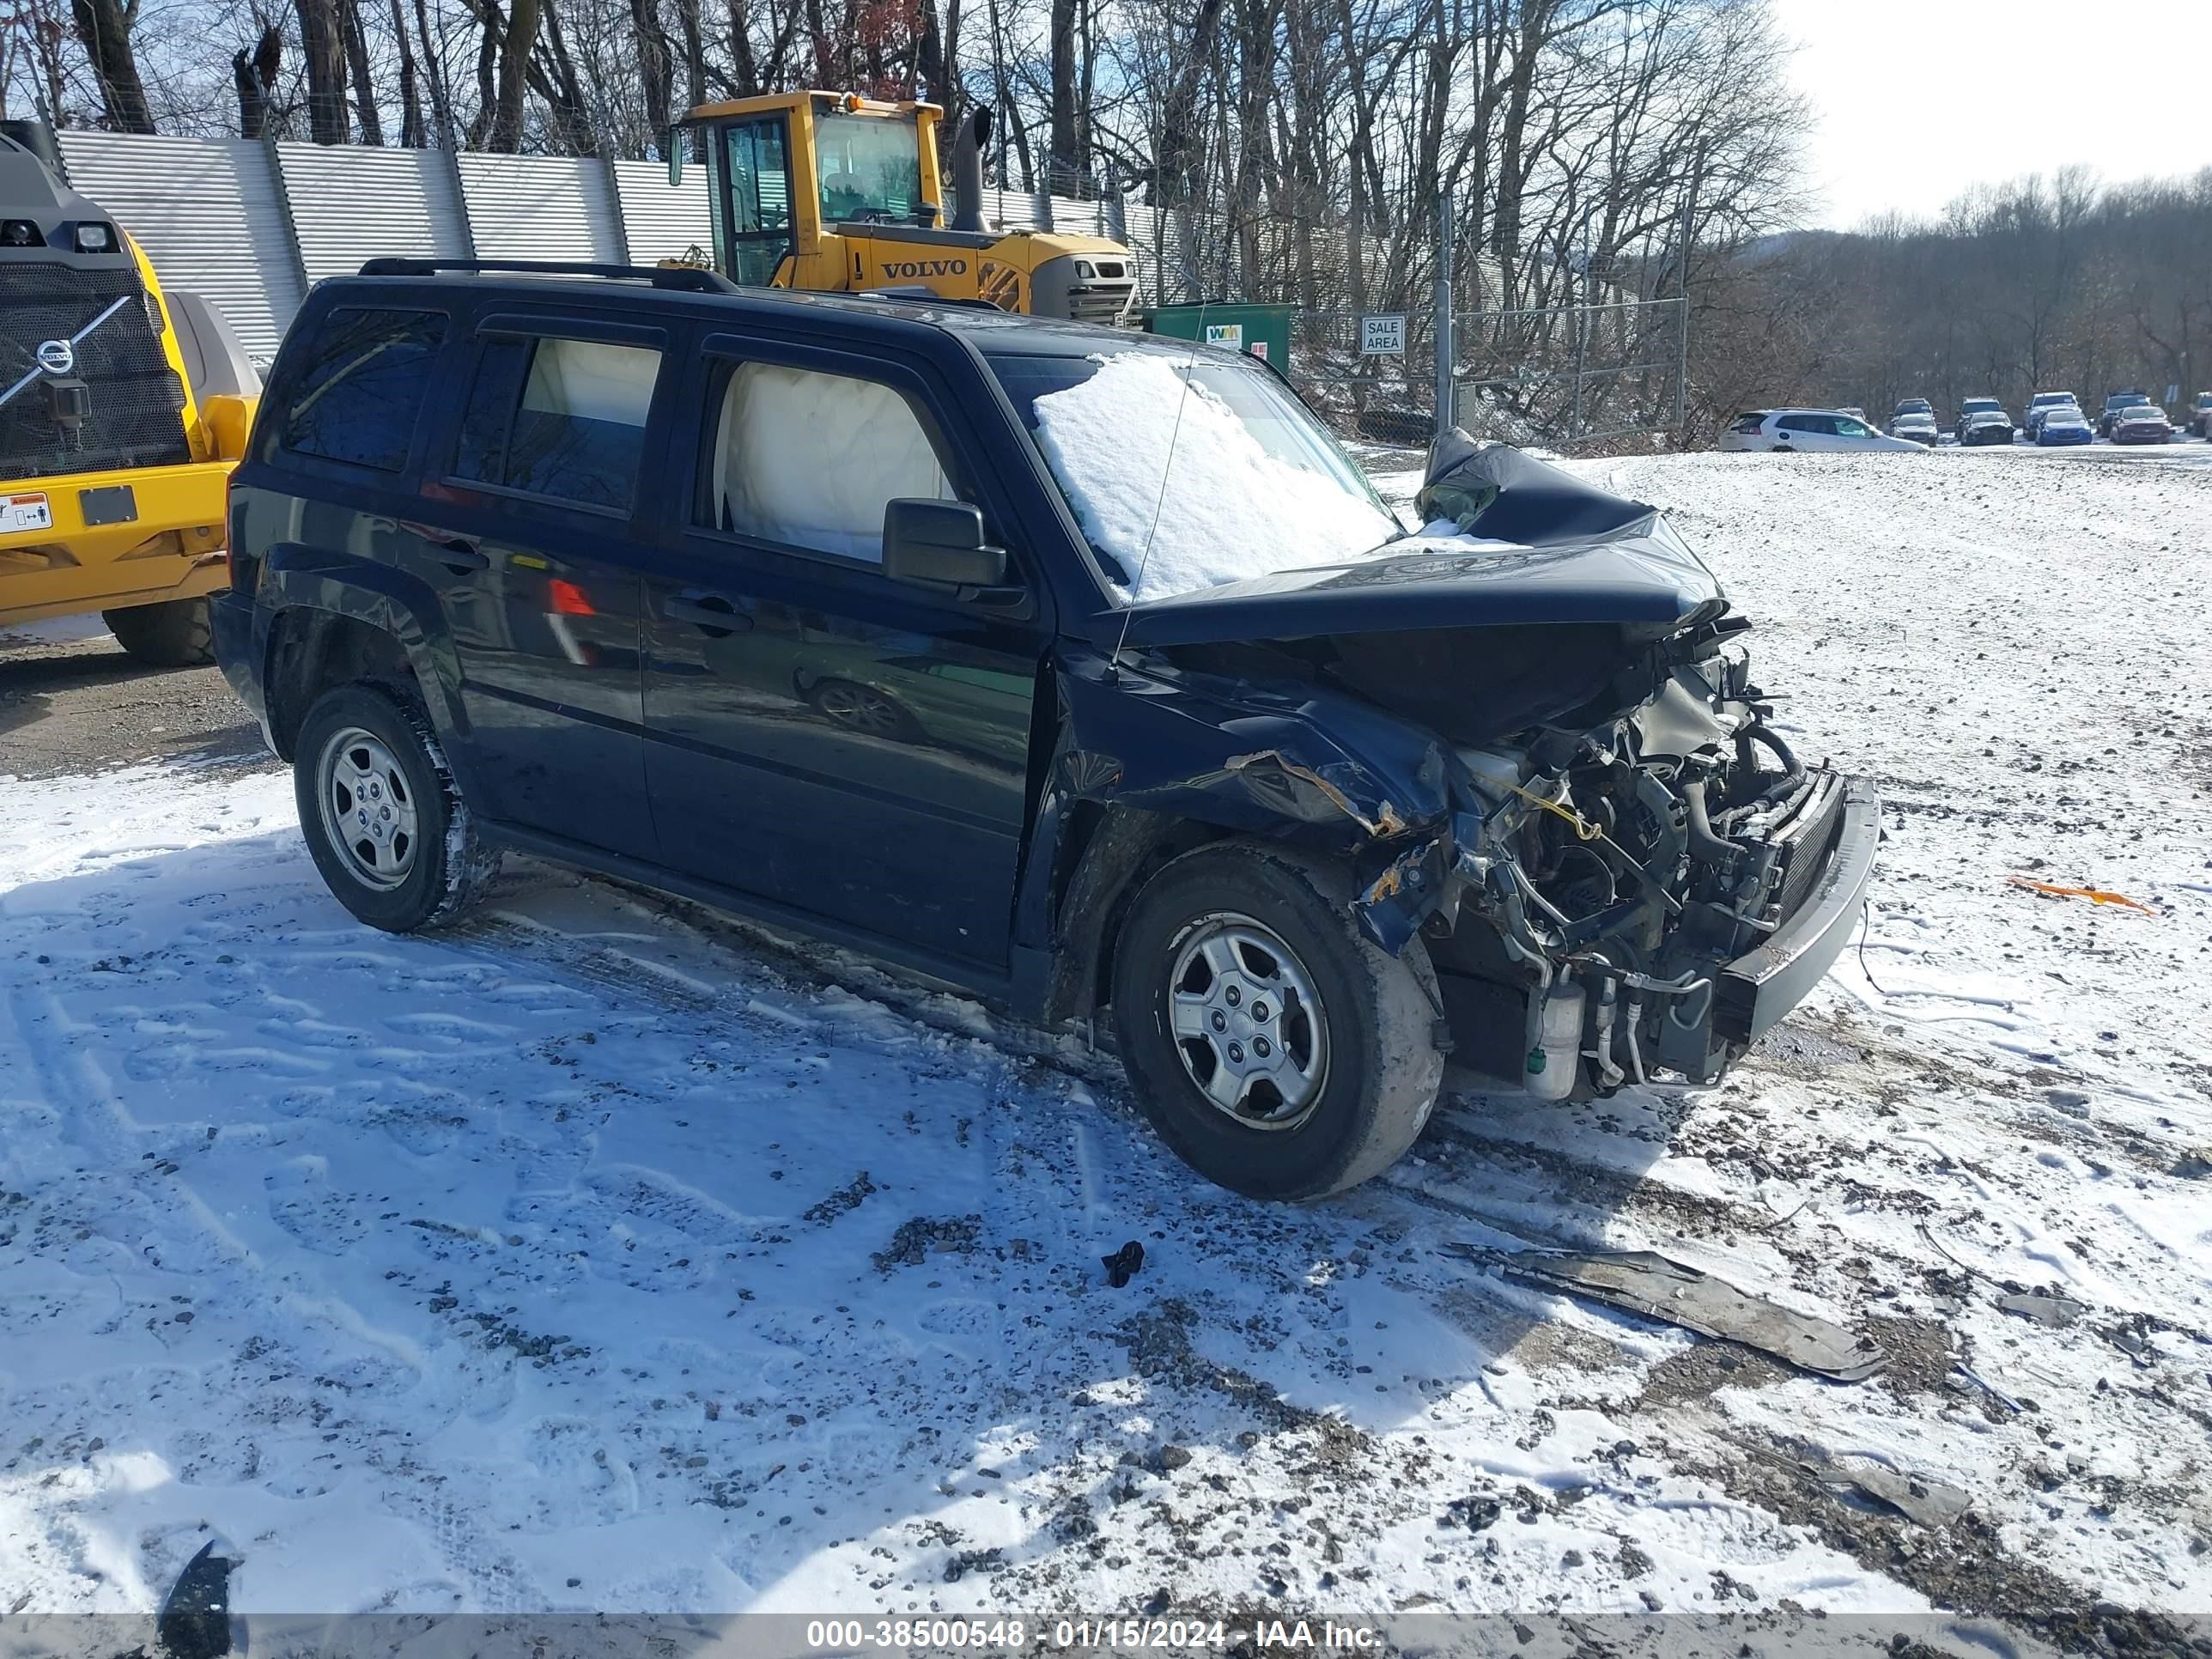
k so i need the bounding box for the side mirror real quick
[668,135,684,187]
[883,498,1009,590]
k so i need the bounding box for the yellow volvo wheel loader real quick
[670,93,1140,325]
[1,125,259,665]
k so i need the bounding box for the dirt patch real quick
[1863,1312,1960,1401]
[1713,1437,2209,1652]
[1632,1340,1792,1408]
[1117,1297,1372,1461]
[871,1214,981,1271]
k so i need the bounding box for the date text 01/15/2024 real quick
[800,1619,1388,1650]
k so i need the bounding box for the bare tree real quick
[294,0,349,140]
[71,0,155,130]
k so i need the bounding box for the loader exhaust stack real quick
[951,107,991,234]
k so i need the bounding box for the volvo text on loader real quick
[1,124,259,665]
[668,93,1140,325]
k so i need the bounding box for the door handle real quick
[664,592,754,635]
[436,538,488,574]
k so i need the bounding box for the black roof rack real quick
[356,258,739,295]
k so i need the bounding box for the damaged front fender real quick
[1023,641,1465,1023]
[1048,641,1454,854]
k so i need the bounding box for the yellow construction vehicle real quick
[1,124,258,665]
[670,93,1140,325]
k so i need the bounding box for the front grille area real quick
[1771,770,1848,926]
[1067,284,1139,326]
[2,261,190,483]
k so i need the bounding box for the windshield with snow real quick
[988,349,1401,603]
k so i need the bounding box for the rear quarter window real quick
[274,307,446,471]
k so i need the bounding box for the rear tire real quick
[104,597,213,666]
[1109,842,1447,1200]
[293,683,498,933]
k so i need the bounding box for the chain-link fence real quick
[1290,295,1688,451]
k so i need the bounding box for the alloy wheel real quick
[317,726,418,890]
[1165,912,1331,1130]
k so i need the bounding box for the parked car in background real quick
[2099,390,2151,439]
[1960,410,2016,447]
[2110,404,2174,445]
[1838,407,1868,422]
[1719,410,1923,453]
[1890,410,1942,446]
[2023,392,2078,437]
[2188,392,2212,438]
[2024,399,2081,441]
[210,262,1878,1200]
[1893,397,1933,419]
[1954,398,2005,441]
[2035,409,2095,447]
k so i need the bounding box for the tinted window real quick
[280,307,445,471]
[704,361,955,562]
[1777,415,1832,434]
[456,336,659,510]
[1729,413,1767,434]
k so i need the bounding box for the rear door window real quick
[278,307,446,471]
[455,335,662,512]
[1776,414,1833,434]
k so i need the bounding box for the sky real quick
[1782,5,2212,230]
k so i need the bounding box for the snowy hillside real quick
[3,447,2209,1645]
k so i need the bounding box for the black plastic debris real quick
[1102,1241,1146,1288]
[157,1541,234,1659]
[1446,1243,1886,1382]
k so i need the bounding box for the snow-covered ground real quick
[3,446,2209,1643]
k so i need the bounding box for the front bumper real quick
[1712,776,1881,1044]
[0,456,233,626]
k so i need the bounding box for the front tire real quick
[104,597,213,666]
[1109,842,1447,1200]
[293,683,497,933]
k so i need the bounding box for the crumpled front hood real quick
[1086,437,1725,647]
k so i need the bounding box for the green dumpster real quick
[1144,302,1294,374]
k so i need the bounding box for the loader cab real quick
[675,92,953,293]
[671,91,1141,325]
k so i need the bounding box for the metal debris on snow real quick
[1996,1289,2090,1328]
[1807,1459,1971,1528]
[1446,1244,1887,1382]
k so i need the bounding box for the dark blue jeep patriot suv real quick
[213,259,1876,1200]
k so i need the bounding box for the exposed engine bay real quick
[1421,626,1855,1097]
[1087,437,1880,1103]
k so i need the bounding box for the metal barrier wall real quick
[46,132,1161,361]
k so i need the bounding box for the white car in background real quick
[1720,409,1924,453]
[1890,410,1942,445]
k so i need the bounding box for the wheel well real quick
[1047,804,1227,1023]
[264,610,417,759]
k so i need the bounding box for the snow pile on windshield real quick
[1030,352,1400,602]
